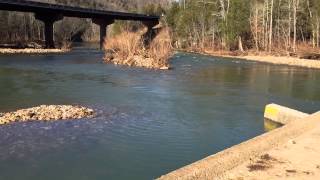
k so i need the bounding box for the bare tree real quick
[269,0,274,52]
[292,0,299,52]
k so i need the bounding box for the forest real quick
[167,0,320,55]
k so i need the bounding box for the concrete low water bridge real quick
[0,0,160,49]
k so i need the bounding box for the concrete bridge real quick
[0,0,160,49]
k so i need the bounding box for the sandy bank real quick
[0,105,94,125]
[185,50,320,69]
[158,111,320,180]
[240,55,320,69]
[0,48,68,54]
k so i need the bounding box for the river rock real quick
[0,105,94,125]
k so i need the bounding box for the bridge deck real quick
[0,0,159,21]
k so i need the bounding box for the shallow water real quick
[0,48,319,180]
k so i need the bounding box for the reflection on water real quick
[0,51,319,180]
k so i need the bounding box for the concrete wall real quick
[158,105,319,180]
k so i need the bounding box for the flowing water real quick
[0,47,319,180]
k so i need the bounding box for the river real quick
[0,47,319,180]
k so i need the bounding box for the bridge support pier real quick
[92,19,114,50]
[35,13,63,49]
[142,20,159,47]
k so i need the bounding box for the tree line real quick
[166,0,320,54]
[1,0,319,54]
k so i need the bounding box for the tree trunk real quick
[269,0,274,52]
[219,0,226,21]
[317,17,320,47]
[293,0,299,52]
[201,0,206,50]
[238,36,244,52]
[212,18,215,49]
[288,0,292,50]
[306,0,315,48]
[312,29,316,48]
[254,1,259,51]
[262,1,266,49]
[265,0,269,50]
[277,0,281,48]
[219,0,227,49]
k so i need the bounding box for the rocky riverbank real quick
[0,105,94,125]
[0,48,68,54]
[240,55,320,69]
[186,49,320,69]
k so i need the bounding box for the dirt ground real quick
[223,123,320,180]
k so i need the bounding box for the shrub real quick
[103,27,173,69]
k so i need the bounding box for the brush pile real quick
[103,27,173,69]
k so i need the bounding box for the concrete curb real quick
[264,103,309,125]
[158,110,320,180]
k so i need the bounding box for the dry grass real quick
[148,28,173,68]
[103,27,173,69]
[104,30,143,66]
